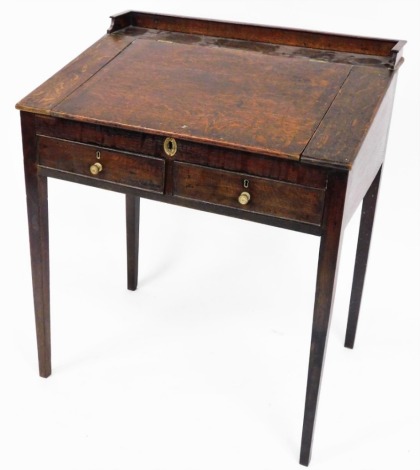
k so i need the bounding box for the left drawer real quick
[37,136,165,193]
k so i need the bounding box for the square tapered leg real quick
[345,166,382,349]
[22,112,51,378]
[299,172,348,466]
[126,194,140,291]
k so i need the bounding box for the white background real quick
[1,1,419,469]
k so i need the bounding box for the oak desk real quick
[17,11,404,466]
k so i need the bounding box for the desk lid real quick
[16,11,405,169]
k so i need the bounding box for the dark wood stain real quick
[173,162,325,226]
[126,195,140,291]
[343,74,398,225]
[37,135,165,193]
[303,66,393,169]
[300,170,348,466]
[16,11,404,467]
[112,26,400,69]
[35,115,328,189]
[21,112,51,378]
[109,11,402,60]
[50,39,351,159]
[345,167,382,349]
[17,34,136,115]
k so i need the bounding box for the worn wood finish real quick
[35,115,328,189]
[173,162,325,226]
[300,171,348,466]
[21,112,51,378]
[342,75,398,225]
[17,34,137,115]
[38,165,323,236]
[126,195,140,291]
[345,167,382,349]
[38,136,165,193]
[107,26,400,70]
[51,39,351,159]
[303,66,393,169]
[17,12,404,467]
[109,11,402,62]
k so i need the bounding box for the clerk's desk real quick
[17,11,404,466]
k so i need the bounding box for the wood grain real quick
[345,167,382,349]
[16,34,137,115]
[109,11,400,59]
[37,136,165,193]
[21,112,51,378]
[51,39,351,159]
[302,66,392,169]
[35,115,328,189]
[17,12,404,466]
[126,195,140,291]
[173,162,325,225]
[342,74,398,225]
[300,171,348,466]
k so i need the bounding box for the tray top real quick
[16,11,404,168]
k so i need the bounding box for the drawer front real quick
[37,136,165,193]
[173,162,325,225]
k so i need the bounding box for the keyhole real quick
[164,137,177,156]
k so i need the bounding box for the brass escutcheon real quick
[163,137,177,157]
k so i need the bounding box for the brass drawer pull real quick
[238,191,251,205]
[163,137,177,157]
[90,162,103,175]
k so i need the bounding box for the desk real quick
[16,11,404,466]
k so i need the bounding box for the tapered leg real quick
[126,194,140,291]
[300,172,348,466]
[21,112,51,378]
[345,167,382,349]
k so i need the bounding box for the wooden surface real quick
[302,66,393,168]
[50,39,351,159]
[38,135,165,193]
[109,11,402,60]
[300,170,348,466]
[16,14,399,167]
[17,34,136,115]
[21,113,51,378]
[17,11,404,467]
[173,162,325,225]
[342,74,398,225]
[35,115,329,188]
[345,167,382,349]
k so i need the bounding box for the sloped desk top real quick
[17,11,404,168]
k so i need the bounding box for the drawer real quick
[173,162,325,225]
[37,136,165,193]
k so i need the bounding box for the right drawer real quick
[173,162,325,226]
